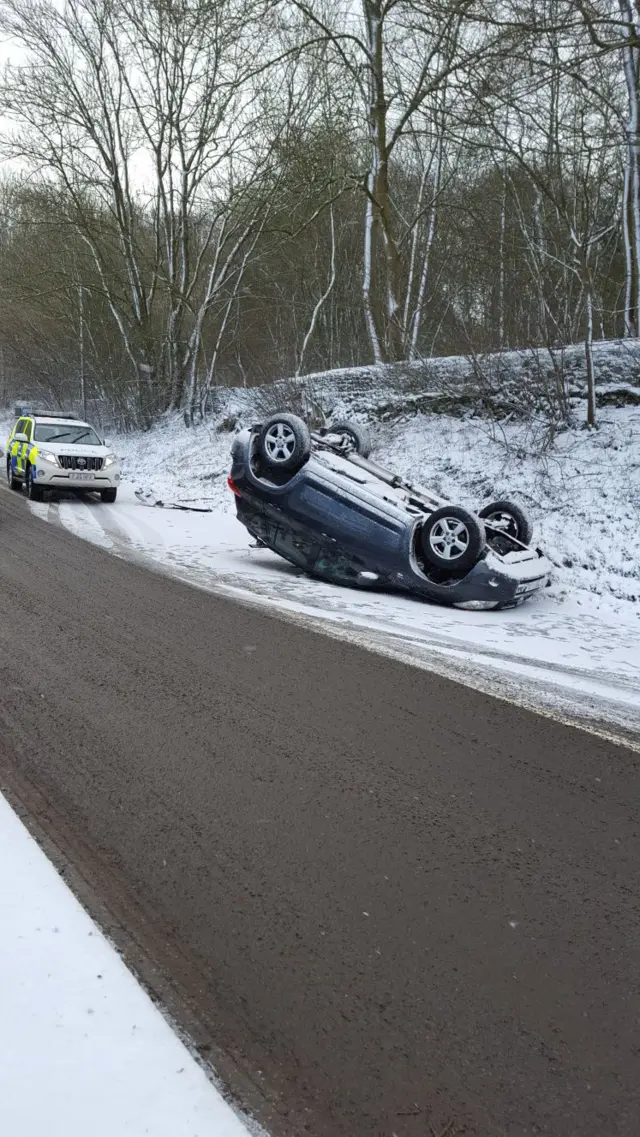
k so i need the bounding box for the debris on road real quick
[135,488,213,513]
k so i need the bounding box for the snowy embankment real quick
[203,336,640,423]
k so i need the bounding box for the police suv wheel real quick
[26,465,44,502]
[259,414,311,473]
[7,460,21,491]
[421,506,486,574]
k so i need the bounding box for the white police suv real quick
[5,412,121,502]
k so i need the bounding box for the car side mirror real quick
[14,432,29,443]
[103,438,111,447]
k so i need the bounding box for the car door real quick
[22,418,34,472]
[10,418,27,477]
[288,460,408,573]
[16,418,33,477]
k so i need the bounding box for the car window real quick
[24,419,33,442]
[297,483,402,551]
[272,526,319,570]
[14,419,26,438]
[314,549,365,585]
[33,423,102,446]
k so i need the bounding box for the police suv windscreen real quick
[34,423,102,446]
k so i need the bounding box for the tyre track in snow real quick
[1,483,640,1137]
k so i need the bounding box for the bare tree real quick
[476,26,621,424]
[288,0,511,362]
[0,0,312,421]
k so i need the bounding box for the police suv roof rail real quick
[26,411,80,420]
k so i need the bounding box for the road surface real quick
[1,482,638,1137]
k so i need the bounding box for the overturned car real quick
[228,413,551,610]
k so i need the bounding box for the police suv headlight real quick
[38,450,58,465]
[103,453,119,468]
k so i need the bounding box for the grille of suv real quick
[58,455,104,471]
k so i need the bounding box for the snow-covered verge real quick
[0,793,258,1137]
[383,410,640,606]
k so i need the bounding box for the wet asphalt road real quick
[0,482,639,1137]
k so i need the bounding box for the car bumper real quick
[33,466,120,489]
[448,551,551,609]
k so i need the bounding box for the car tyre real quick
[478,500,533,545]
[26,465,44,502]
[421,506,486,574]
[327,420,372,458]
[7,459,21,491]
[100,488,118,503]
[258,413,311,473]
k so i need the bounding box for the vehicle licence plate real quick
[69,471,95,481]
[516,579,543,596]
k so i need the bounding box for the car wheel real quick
[478,500,533,545]
[100,488,118,503]
[7,459,21,491]
[258,414,311,473]
[326,420,372,458]
[421,506,486,574]
[26,465,44,502]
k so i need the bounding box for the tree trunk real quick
[585,285,596,427]
[409,136,443,359]
[620,0,640,334]
[296,206,337,377]
[362,170,384,362]
[581,249,597,428]
[622,142,636,334]
[498,168,507,348]
[362,0,406,361]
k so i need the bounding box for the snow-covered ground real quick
[4,403,640,740]
[0,793,258,1137]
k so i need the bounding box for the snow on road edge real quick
[0,793,263,1137]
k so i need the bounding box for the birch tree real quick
[605,1,640,334]
[477,37,621,424]
[402,90,456,359]
[288,0,508,362]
